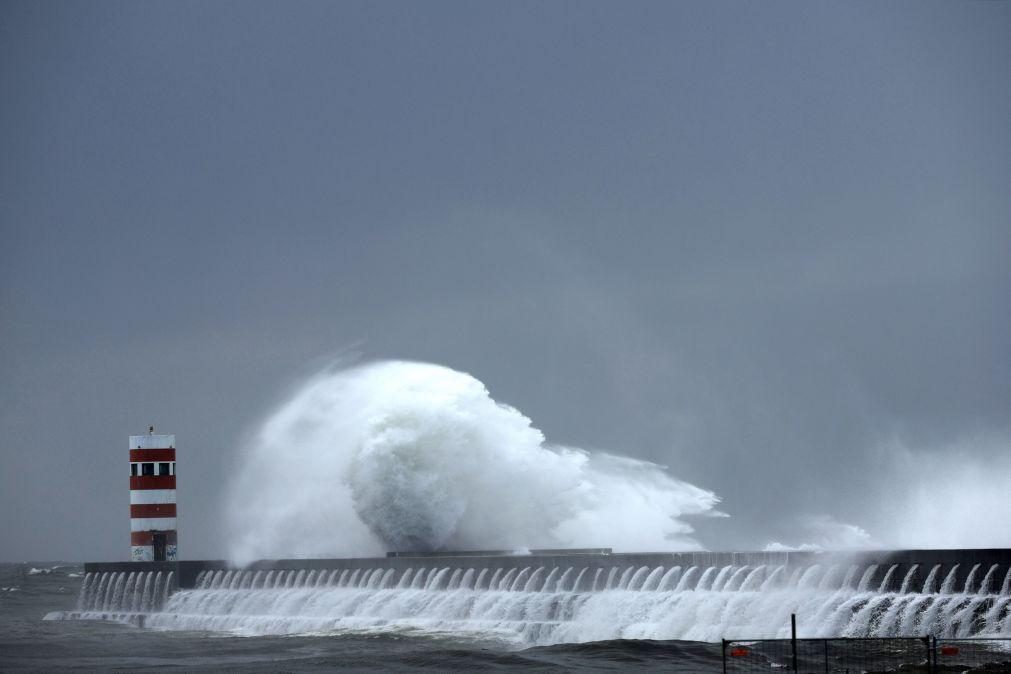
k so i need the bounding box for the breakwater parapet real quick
[69,548,1011,641]
[84,548,1011,591]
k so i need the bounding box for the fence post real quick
[721,638,727,674]
[791,613,798,672]
[822,638,828,673]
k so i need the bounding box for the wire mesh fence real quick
[933,638,1011,672]
[722,636,1011,673]
[722,637,931,673]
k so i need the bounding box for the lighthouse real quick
[129,427,178,561]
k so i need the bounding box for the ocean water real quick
[0,563,723,671]
[10,561,1011,671]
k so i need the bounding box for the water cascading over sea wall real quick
[62,549,1011,644]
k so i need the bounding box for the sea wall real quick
[83,548,1011,591]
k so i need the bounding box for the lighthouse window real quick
[142,463,155,476]
[131,464,138,477]
[158,462,171,476]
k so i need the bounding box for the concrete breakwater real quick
[83,548,1011,592]
[67,548,1011,642]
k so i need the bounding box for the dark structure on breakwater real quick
[84,547,1011,594]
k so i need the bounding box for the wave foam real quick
[225,361,721,563]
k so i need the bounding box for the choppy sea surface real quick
[0,563,723,671]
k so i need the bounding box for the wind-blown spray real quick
[66,560,1011,643]
[225,361,721,563]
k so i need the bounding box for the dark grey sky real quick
[2,0,1009,561]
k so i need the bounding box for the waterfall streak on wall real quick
[64,563,1011,644]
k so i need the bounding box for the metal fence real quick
[933,637,1011,672]
[722,636,1011,673]
[722,636,931,672]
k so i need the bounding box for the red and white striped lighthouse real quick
[129,428,178,561]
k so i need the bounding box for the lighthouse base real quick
[131,531,178,561]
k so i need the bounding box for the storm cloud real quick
[1,1,1008,561]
